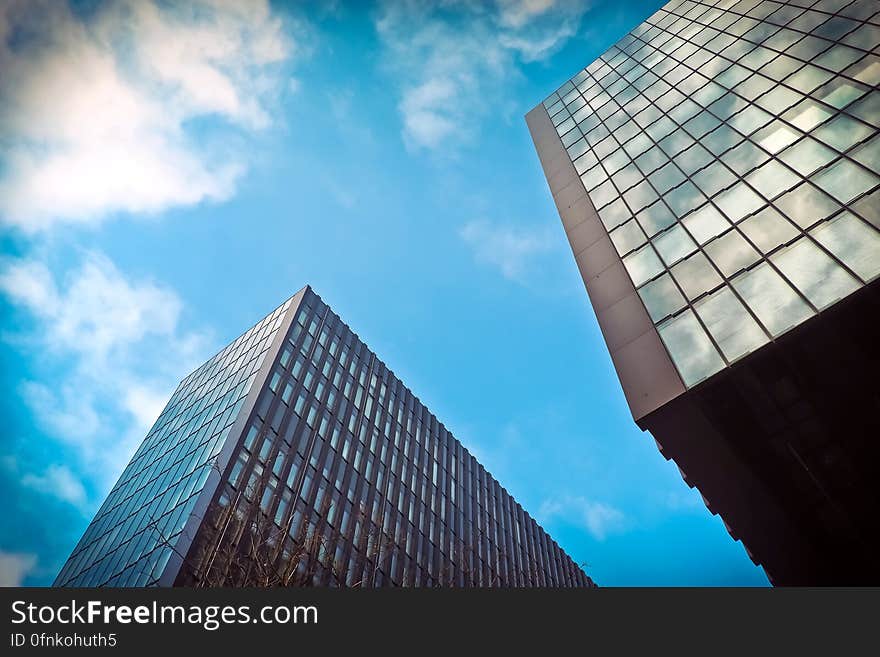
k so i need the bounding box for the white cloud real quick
[0,252,211,485]
[539,495,625,540]
[21,464,89,511]
[400,77,461,150]
[0,0,297,231]
[0,551,38,587]
[497,0,557,28]
[459,219,556,280]
[0,253,183,362]
[375,0,589,151]
[19,382,101,443]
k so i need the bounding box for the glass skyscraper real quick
[56,287,594,588]
[528,0,879,584]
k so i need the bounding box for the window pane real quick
[728,103,773,135]
[755,85,801,115]
[705,229,761,277]
[623,179,659,212]
[812,159,879,204]
[612,164,644,190]
[650,162,687,194]
[786,65,834,94]
[665,181,707,217]
[675,143,714,175]
[589,179,619,208]
[598,198,632,230]
[782,99,833,132]
[654,224,697,265]
[694,287,768,362]
[731,263,813,336]
[575,149,599,174]
[778,137,837,177]
[745,160,800,201]
[815,78,868,110]
[773,182,840,229]
[809,212,880,282]
[603,148,630,174]
[692,161,737,197]
[610,219,648,256]
[658,310,725,387]
[637,201,677,236]
[754,121,800,154]
[739,206,799,253]
[814,114,873,152]
[682,203,731,244]
[638,274,687,322]
[581,164,607,191]
[671,251,723,300]
[850,135,880,176]
[770,237,860,309]
[635,146,668,174]
[623,243,664,287]
[714,182,766,222]
[683,110,722,138]
[721,140,769,175]
[846,93,880,127]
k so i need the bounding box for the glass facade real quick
[56,288,592,588]
[54,298,293,587]
[178,288,592,587]
[542,0,880,387]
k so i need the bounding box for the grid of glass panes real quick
[55,297,293,587]
[193,289,592,587]
[543,0,880,388]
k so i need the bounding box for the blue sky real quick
[0,0,769,586]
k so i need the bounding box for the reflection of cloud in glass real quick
[732,263,813,336]
[658,310,724,387]
[771,237,859,309]
[811,212,880,282]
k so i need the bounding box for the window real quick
[778,137,837,176]
[657,310,725,386]
[694,287,768,362]
[665,181,707,218]
[671,252,723,300]
[637,201,677,236]
[810,212,880,282]
[754,121,800,153]
[812,159,879,204]
[638,274,686,322]
[731,263,813,336]
[738,207,799,253]
[783,99,833,132]
[771,237,859,309]
[851,136,880,176]
[714,182,765,222]
[692,161,737,197]
[705,230,760,277]
[623,179,660,212]
[773,182,839,229]
[610,219,648,256]
[654,224,697,265]
[816,78,867,110]
[814,114,873,153]
[745,160,800,201]
[722,140,769,175]
[650,161,687,193]
[682,203,731,244]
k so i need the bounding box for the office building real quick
[527,0,880,584]
[55,287,594,587]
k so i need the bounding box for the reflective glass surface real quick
[55,298,294,586]
[543,0,880,388]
